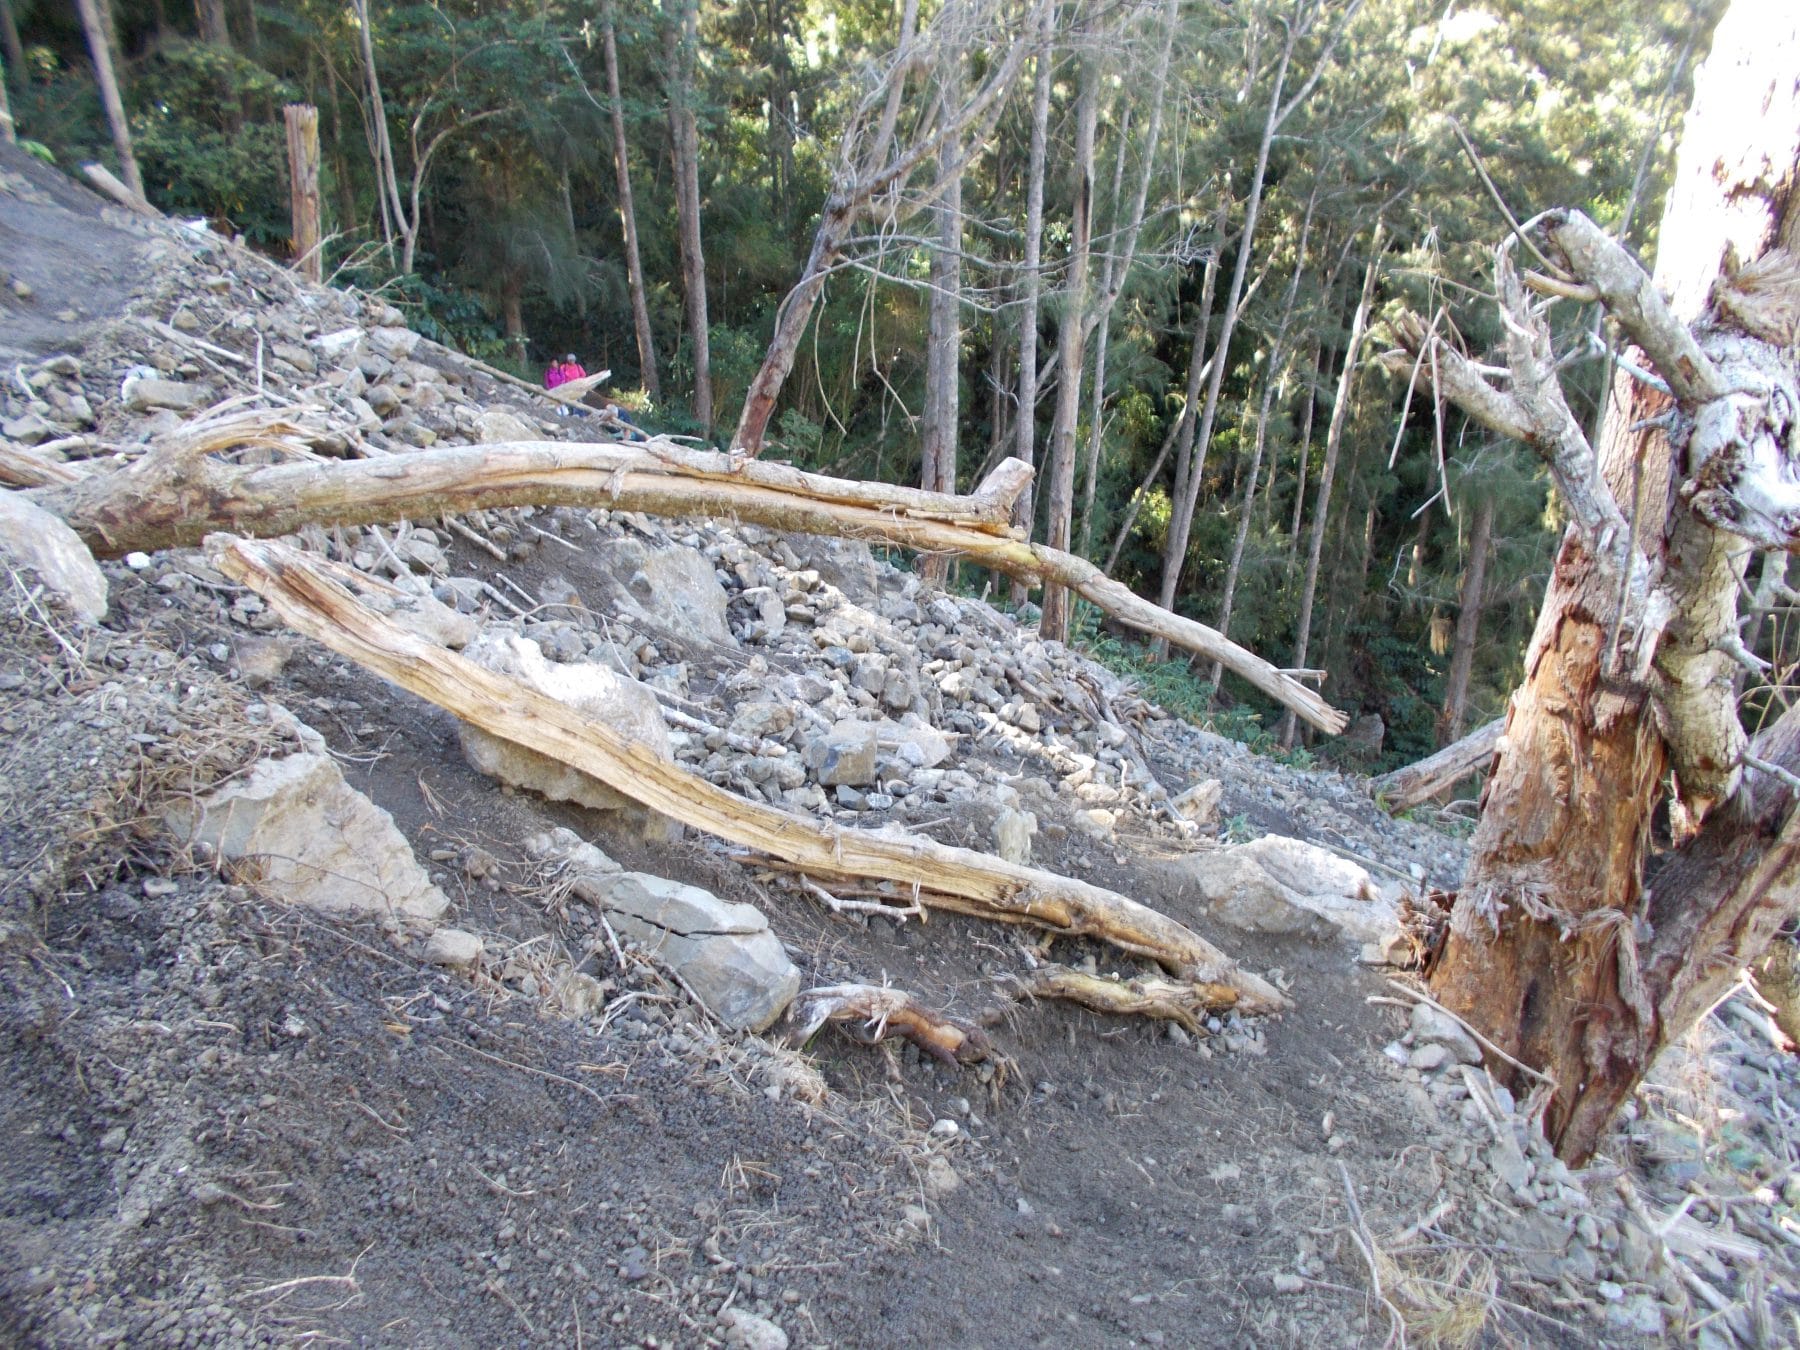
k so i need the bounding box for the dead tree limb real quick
[1371,718,1503,813]
[35,422,1344,733]
[208,534,1291,1014]
[789,984,993,1066]
[1012,964,1242,1032]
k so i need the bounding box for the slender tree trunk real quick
[921,71,964,585]
[241,0,259,57]
[284,104,322,283]
[1287,335,1322,556]
[1009,35,1052,605]
[351,0,408,269]
[0,0,24,104]
[1037,52,1099,643]
[1076,0,1177,560]
[664,0,712,431]
[1428,0,1800,1162]
[733,0,1033,456]
[500,270,526,368]
[1439,494,1493,744]
[196,0,230,47]
[0,51,13,143]
[1209,193,1314,690]
[75,0,144,201]
[603,8,661,404]
[1280,232,1382,748]
[1102,245,1222,578]
[1154,30,1293,650]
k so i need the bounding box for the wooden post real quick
[283,104,322,283]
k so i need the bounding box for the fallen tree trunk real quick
[35,417,1344,733]
[1372,718,1503,812]
[209,534,1291,1015]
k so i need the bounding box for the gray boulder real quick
[1168,835,1398,945]
[573,871,799,1032]
[597,538,735,650]
[803,721,880,787]
[0,490,107,623]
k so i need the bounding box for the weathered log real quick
[35,418,1344,733]
[789,984,993,1067]
[1371,718,1503,813]
[1012,964,1241,1032]
[208,535,1291,1014]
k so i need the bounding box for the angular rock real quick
[458,632,679,841]
[368,325,421,360]
[993,807,1036,865]
[598,538,735,649]
[0,490,108,623]
[122,375,205,412]
[474,408,538,442]
[1409,1002,1483,1065]
[575,871,799,1032]
[803,721,879,787]
[165,752,448,927]
[1169,835,1397,945]
[423,928,484,968]
[2,411,55,443]
[719,1308,789,1350]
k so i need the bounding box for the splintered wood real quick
[1013,964,1241,1032]
[209,535,1290,1015]
[789,984,993,1067]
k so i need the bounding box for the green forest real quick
[0,0,1724,770]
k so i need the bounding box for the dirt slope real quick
[5,140,1799,1349]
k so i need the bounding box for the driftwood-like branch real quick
[1372,718,1504,813]
[208,535,1291,1013]
[1380,314,1533,444]
[1534,210,1727,403]
[789,984,993,1066]
[1012,964,1241,1033]
[36,423,1344,733]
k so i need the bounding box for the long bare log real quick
[35,423,1343,733]
[1371,718,1503,813]
[208,534,1291,1014]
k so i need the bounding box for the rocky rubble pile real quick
[13,177,1800,1346]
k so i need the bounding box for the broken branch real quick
[208,535,1291,1013]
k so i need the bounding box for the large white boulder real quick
[1169,835,1398,946]
[458,631,679,840]
[165,752,447,927]
[0,489,107,623]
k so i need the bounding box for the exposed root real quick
[1008,963,1239,1033]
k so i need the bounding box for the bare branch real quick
[1536,210,1728,403]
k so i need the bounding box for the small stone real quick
[1408,1043,1451,1072]
[1272,1272,1305,1294]
[122,376,205,412]
[718,1307,788,1350]
[423,928,484,967]
[10,277,32,299]
[100,1126,127,1152]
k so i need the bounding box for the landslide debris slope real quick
[4,142,1798,1349]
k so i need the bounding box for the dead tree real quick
[75,0,144,201]
[662,0,712,430]
[731,0,1046,457]
[601,5,660,405]
[30,419,1345,734]
[1387,0,1800,1163]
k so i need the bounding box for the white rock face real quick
[1170,835,1398,945]
[165,752,448,927]
[598,538,736,649]
[0,490,108,623]
[457,631,679,840]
